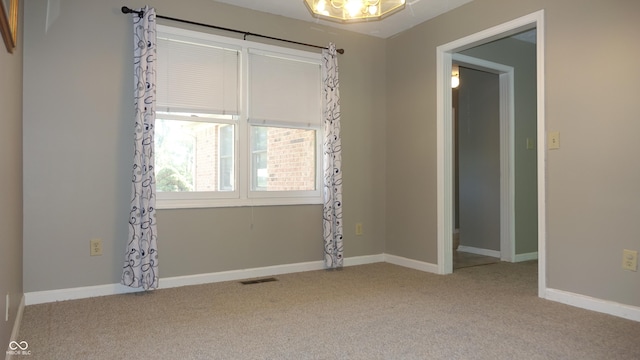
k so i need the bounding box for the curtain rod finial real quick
[121,6,143,18]
[337,49,345,54]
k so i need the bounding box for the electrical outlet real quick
[90,238,103,256]
[622,249,638,271]
[355,223,363,236]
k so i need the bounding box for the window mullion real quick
[237,47,250,201]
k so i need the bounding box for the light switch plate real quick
[622,249,638,271]
[526,137,535,150]
[548,131,560,150]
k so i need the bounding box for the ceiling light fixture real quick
[303,0,406,23]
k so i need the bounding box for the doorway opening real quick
[436,10,546,297]
[453,59,513,269]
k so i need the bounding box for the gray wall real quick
[23,0,387,292]
[457,67,501,251]
[386,0,640,307]
[462,37,538,255]
[0,0,23,346]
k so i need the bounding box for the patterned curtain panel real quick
[122,6,159,290]
[322,43,343,269]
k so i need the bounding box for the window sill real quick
[156,196,323,210]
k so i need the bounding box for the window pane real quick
[252,126,268,151]
[218,125,234,191]
[250,126,316,191]
[155,119,235,192]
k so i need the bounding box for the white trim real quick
[25,255,385,306]
[436,10,546,300]
[453,53,513,74]
[25,283,143,306]
[159,260,325,289]
[384,254,439,274]
[514,251,538,262]
[499,69,516,263]
[436,49,453,275]
[457,245,501,258]
[6,295,25,360]
[534,12,547,299]
[545,288,640,322]
[156,196,323,210]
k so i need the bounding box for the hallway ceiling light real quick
[303,0,406,22]
[452,64,460,88]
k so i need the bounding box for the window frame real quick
[155,25,323,209]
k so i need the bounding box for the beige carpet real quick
[18,262,640,359]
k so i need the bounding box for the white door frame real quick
[453,53,515,263]
[436,10,547,297]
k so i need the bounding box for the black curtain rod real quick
[121,6,344,54]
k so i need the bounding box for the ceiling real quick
[214,0,474,39]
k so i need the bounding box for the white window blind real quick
[156,37,239,115]
[248,51,322,127]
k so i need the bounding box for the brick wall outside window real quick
[192,126,315,191]
[266,127,316,191]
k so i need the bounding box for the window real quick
[155,25,323,208]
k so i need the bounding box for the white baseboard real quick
[514,251,538,262]
[345,254,385,266]
[383,254,439,274]
[457,245,501,258]
[25,283,144,305]
[25,255,385,306]
[545,288,640,322]
[159,260,326,289]
[22,254,640,323]
[163,254,383,290]
[6,295,25,360]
